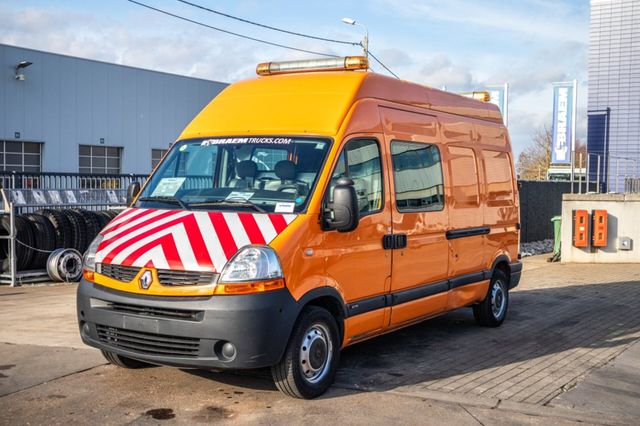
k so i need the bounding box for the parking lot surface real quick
[1,256,639,425]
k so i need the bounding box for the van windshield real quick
[137,137,331,213]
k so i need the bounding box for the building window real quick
[79,145,122,174]
[0,141,42,172]
[391,141,444,211]
[152,149,168,170]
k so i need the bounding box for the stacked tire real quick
[0,209,120,273]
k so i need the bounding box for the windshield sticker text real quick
[201,137,293,146]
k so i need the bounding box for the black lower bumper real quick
[76,280,299,369]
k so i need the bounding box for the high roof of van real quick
[179,71,503,140]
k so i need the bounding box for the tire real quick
[95,210,112,229]
[61,209,87,252]
[37,209,73,249]
[271,306,340,399]
[75,209,100,243]
[0,216,36,272]
[473,269,509,327]
[23,213,57,269]
[101,350,152,369]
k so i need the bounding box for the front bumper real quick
[77,279,299,369]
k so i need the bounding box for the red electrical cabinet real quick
[592,210,608,247]
[573,210,589,248]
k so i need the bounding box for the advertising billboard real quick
[485,84,508,125]
[551,83,575,164]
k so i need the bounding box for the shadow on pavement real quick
[161,279,640,403]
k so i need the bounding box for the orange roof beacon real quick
[77,56,521,399]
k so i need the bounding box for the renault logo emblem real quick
[139,270,153,290]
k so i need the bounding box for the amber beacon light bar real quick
[256,56,369,76]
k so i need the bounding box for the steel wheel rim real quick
[299,322,333,384]
[491,280,506,318]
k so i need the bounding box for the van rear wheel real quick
[101,350,152,369]
[271,306,340,399]
[473,269,509,327]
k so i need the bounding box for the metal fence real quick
[0,171,148,191]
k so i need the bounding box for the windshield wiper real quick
[138,196,189,210]
[189,199,266,213]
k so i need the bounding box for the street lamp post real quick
[341,17,368,58]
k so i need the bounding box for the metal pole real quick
[9,203,17,287]
[586,154,590,192]
[597,155,601,193]
[570,79,578,194]
[616,158,620,193]
[503,82,509,127]
[578,152,583,194]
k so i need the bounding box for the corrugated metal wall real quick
[0,44,227,174]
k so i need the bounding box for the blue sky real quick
[0,0,590,156]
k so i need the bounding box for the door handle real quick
[382,234,407,249]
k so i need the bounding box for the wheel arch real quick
[490,254,512,286]
[296,287,347,343]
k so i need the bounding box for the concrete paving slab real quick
[0,284,82,348]
[0,343,104,397]
[550,340,640,420]
[0,364,593,426]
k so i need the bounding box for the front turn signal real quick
[213,278,285,295]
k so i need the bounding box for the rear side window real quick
[391,141,444,211]
[484,150,514,205]
[328,139,383,214]
[447,146,479,207]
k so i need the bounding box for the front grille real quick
[99,300,203,321]
[157,269,217,286]
[96,324,200,358]
[97,263,217,286]
[98,263,138,282]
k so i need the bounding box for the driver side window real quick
[328,139,383,214]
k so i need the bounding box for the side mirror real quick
[323,177,359,232]
[126,181,141,206]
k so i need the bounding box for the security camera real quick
[15,74,26,81]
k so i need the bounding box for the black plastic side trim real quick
[347,295,387,317]
[449,271,486,289]
[392,281,449,305]
[446,227,490,240]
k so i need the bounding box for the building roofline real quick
[0,42,227,85]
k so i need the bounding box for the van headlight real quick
[217,246,285,294]
[219,246,282,283]
[83,235,103,272]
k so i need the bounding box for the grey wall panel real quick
[0,43,227,174]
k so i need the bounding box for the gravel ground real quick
[520,239,554,257]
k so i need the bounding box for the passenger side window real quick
[328,139,383,214]
[447,146,479,207]
[391,141,444,211]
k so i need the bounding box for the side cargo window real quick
[391,141,444,211]
[328,139,383,214]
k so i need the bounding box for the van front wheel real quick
[271,306,340,399]
[473,270,509,327]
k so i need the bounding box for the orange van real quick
[77,56,521,399]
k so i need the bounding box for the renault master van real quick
[78,56,521,399]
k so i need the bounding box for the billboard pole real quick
[570,79,578,193]
[503,82,509,127]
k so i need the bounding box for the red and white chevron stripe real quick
[96,208,297,272]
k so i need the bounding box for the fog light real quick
[81,321,90,336]
[221,342,236,360]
